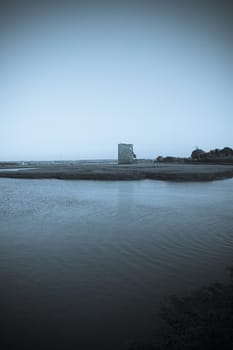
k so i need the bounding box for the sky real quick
[1,0,232,160]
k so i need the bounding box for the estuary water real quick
[0,178,233,349]
[0,168,37,172]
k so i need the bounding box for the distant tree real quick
[222,147,233,157]
[191,148,205,160]
[154,156,163,162]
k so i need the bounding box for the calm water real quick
[0,168,37,172]
[0,178,233,349]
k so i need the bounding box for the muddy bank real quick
[0,163,233,181]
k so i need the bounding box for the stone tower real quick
[118,143,136,164]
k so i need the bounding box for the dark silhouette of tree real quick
[191,148,205,160]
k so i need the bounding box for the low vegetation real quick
[191,147,233,163]
[155,147,233,164]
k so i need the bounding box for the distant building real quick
[118,143,136,164]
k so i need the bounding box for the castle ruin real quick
[118,143,136,164]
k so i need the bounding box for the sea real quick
[0,177,232,349]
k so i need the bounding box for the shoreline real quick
[0,163,233,181]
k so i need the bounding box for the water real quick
[0,178,233,349]
[0,168,37,172]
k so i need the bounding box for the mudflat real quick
[0,162,233,181]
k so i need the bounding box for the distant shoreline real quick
[0,162,233,182]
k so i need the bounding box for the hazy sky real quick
[1,0,232,160]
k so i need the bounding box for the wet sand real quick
[0,162,233,181]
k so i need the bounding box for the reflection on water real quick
[0,179,233,349]
[0,167,37,172]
